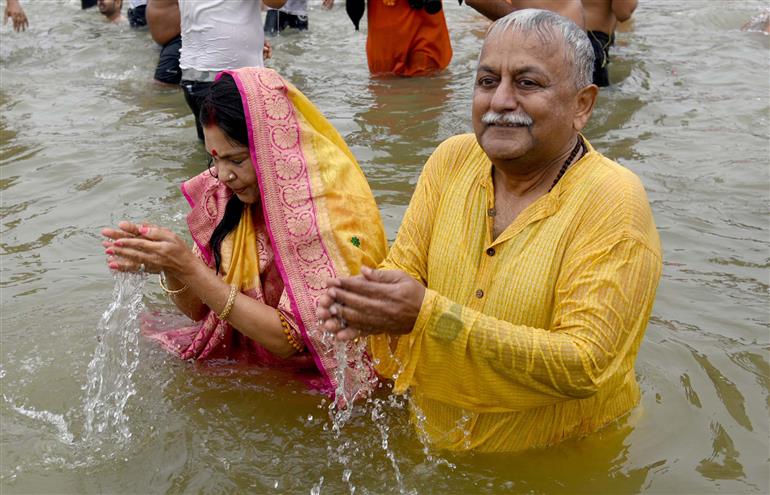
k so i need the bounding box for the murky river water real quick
[1,0,768,493]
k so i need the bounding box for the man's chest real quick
[425,194,571,325]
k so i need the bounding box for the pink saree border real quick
[180,180,213,266]
[222,68,340,395]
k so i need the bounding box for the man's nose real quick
[489,83,519,112]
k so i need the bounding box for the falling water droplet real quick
[83,271,146,445]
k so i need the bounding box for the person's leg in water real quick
[264,9,281,36]
[181,81,213,141]
[127,3,147,27]
[588,30,614,87]
[154,35,182,85]
[286,12,308,31]
[264,6,308,36]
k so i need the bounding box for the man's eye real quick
[519,79,539,88]
[477,77,497,88]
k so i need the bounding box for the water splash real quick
[5,396,74,444]
[310,476,324,495]
[314,336,372,494]
[82,271,146,444]
[371,395,411,494]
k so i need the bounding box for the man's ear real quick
[573,84,598,131]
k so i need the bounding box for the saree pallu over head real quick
[150,67,387,400]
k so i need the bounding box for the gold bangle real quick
[278,311,304,352]
[218,285,238,320]
[159,272,188,295]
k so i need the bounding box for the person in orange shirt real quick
[358,0,452,77]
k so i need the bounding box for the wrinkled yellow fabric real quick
[220,207,259,291]
[286,81,387,276]
[369,134,662,453]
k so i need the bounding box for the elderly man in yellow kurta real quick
[317,9,662,453]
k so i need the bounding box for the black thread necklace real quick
[548,136,585,192]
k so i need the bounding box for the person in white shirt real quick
[179,0,287,140]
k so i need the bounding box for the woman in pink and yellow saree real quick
[102,67,387,399]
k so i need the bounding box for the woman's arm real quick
[103,221,297,358]
[102,222,208,320]
[175,253,296,358]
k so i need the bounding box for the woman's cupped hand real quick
[101,221,195,277]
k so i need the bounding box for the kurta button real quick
[475,289,484,298]
[486,247,495,256]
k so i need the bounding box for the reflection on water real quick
[1,0,768,493]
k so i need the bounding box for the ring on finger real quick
[339,317,347,330]
[139,263,146,273]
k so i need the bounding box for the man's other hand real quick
[317,267,426,341]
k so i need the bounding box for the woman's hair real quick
[199,74,249,274]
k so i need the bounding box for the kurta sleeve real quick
[387,234,661,412]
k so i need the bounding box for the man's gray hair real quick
[486,9,595,89]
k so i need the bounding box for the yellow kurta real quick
[370,134,662,453]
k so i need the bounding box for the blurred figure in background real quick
[179,0,286,140]
[463,0,585,27]
[582,0,637,86]
[741,6,770,34]
[98,0,124,23]
[147,0,182,85]
[264,0,308,36]
[3,0,28,32]
[365,0,452,76]
[127,0,147,27]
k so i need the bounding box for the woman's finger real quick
[101,227,137,241]
[108,250,160,274]
[117,221,142,235]
[113,236,165,252]
[108,257,142,272]
[137,225,176,242]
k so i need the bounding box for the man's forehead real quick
[478,29,567,71]
[483,28,565,55]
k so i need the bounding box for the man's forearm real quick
[465,0,515,21]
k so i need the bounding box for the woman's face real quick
[203,125,260,204]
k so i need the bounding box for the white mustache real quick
[481,111,533,127]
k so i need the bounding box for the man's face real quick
[98,0,120,16]
[472,29,580,167]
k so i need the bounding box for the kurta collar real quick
[478,135,596,246]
